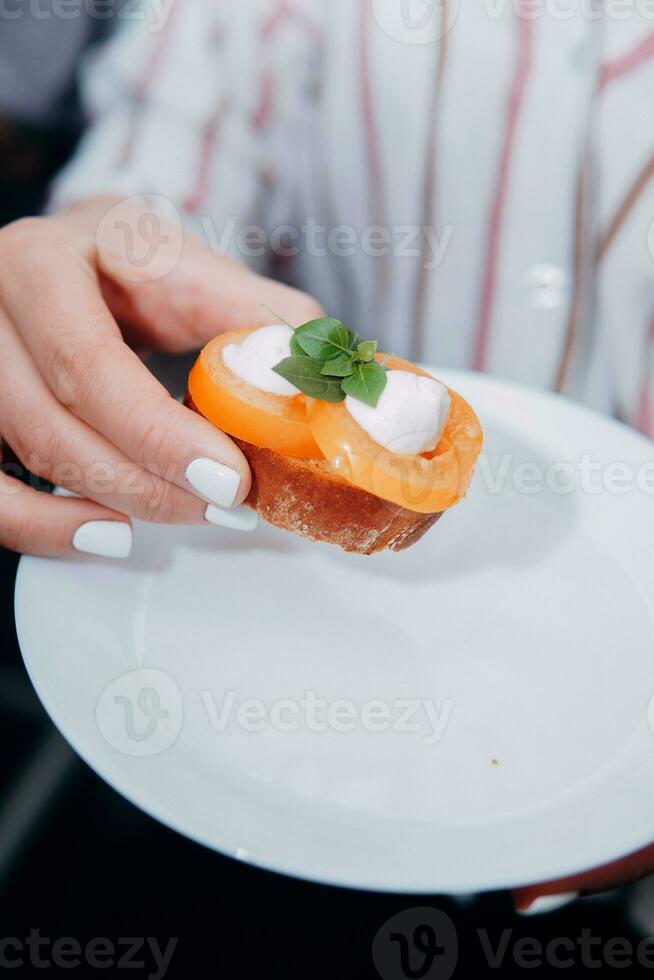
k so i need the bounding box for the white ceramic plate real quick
[15,370,654,893]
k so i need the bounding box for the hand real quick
[512,842,654,913]
[0,195,323,558]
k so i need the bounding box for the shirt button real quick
[524,263,569,311]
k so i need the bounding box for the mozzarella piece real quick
[222,324,298,396]
[345,370,451,455]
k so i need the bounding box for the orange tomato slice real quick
[306,355,483,513]
[188,327,322,459]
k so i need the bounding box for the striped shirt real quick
[52,0,654,436]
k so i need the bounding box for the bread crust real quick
[185,393,442,554]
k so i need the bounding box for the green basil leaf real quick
[320,354,356,377]
[348,330,364,351]
[273,356,346,402]
[289,332,304,357]
[294,318,351,361]
[357,340,378,363]
[341,361,387,407]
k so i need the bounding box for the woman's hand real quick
[0,195,323,558]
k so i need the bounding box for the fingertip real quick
[72,518,133,560]
[205,503,258,531]
[219,438,253,506]
[61,497,133,559]
[52,485,82,498]
[0,474,133,558]
[185,453,251,510]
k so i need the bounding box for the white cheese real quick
[222,324,298,396]
[345,370,451,455]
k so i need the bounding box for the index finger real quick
[61,196,326,353]
[1,233,252,511]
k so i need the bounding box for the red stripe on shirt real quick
[251,67,275,130]
[117,0,185,167]
[360,0,383,229]
[413,0,450,356]
[636,318,654,437]
[183,99,228,214]
[599,31,654,91]
[597,151,654,263]
[260,0,322,43]
[473,7,533,372]
[359,0,389,330]
[136,4,182,98]
[554,162,587,393]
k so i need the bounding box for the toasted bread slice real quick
[233,437,443,554]
[185,393,442,554]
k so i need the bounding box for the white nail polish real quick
[186,457,240,508]
[205,504,258,531]
[72,521,133,559]
[519,892,578,916]
[53,486,82,498]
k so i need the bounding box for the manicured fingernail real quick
[53,486,82,498]
[205,504,258,531]
[186,457,240,508]
[72,521,133,559]
[518,892,578,916]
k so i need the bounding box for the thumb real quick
[66,195,325,352]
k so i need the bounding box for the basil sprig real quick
[270,312,388,408]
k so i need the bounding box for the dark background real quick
[0,12,652,979]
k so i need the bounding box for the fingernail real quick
[186,457,240,508]
[53,486,82,498]
[72,521,133,559]
[518,892,579,916]
[205,504,258,531]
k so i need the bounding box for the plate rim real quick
[15,368,654,894]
